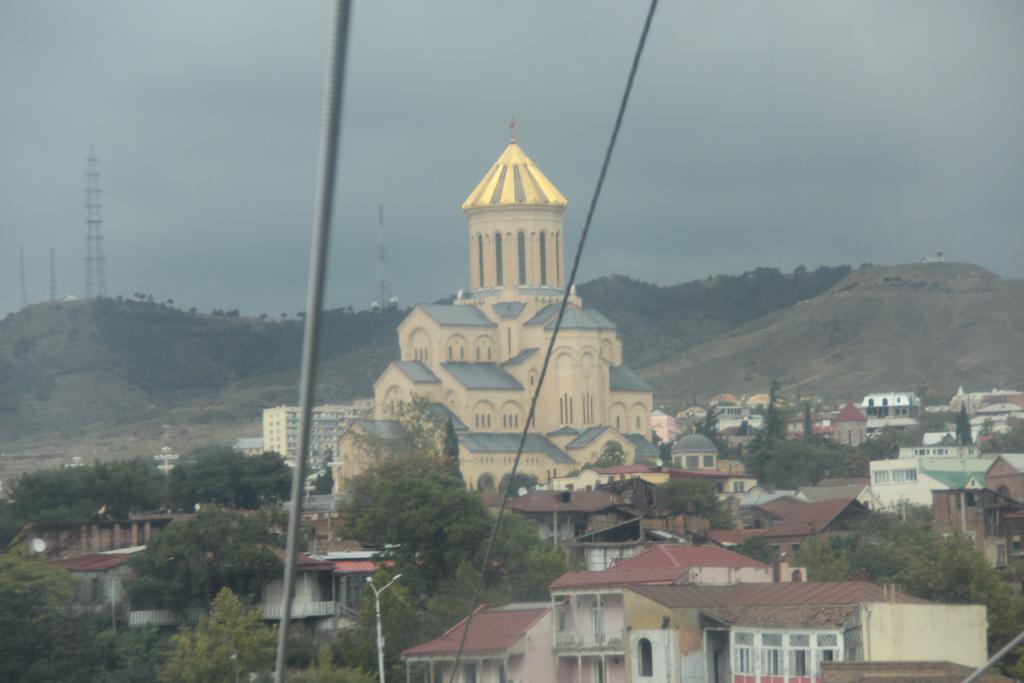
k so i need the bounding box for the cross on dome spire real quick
[508,115,517,143]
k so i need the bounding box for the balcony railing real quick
[128,607,205,627]
[554,629,625,652]
[260,601,336,620]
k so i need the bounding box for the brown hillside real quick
[643,263,1024,401]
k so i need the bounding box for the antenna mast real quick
[19,245,27,309]
[49,248,58,301]
[85,146,107,298]
[373,204,396,309]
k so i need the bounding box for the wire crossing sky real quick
[2,1,1023,318]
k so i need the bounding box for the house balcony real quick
[260,600,337,620]
[554,629,625,653]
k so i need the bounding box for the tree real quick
[0,553,99,682]
[956,405,973,446]
[312,468,334,496]
[656,479,733,528]
[443,418,461,478]
[746,380,786,480]
[802,403,813,440]
[984,424,1024,454]
[170,447,290,511]
[591,440,626,468]
[159,588,276,683]
[128,508,283,610]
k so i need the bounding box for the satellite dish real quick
[517,487,528,497]
[30,538,47,555]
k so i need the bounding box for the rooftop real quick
[392,361,441,384]
[417,304,495,327]
[609,365,652,393]
[441,362,523,390]
[630,581,926,609]
[403,603,550,657]
[458,432,574,464]
[507,489,622,514]
[462,140,567,211]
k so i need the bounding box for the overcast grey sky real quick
[2,1,1022,318]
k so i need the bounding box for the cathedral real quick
[333,129,656,492]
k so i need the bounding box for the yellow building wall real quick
[860,603,987,668]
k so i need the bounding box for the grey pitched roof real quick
[458,432,573,464]
[425,403,468,431]
[609,365,653,392]
[503,348,538,366]
[524,303,560,326]
[547,426,580,437]
[492,302,526,319]
[523,303,618,331]
[626,433,660,458]
[672,433,718,454]
[566,426,611,450]
[441,362,523,390]
[418,304,495,327]
[393,361,441,384]
[798,484,867,502]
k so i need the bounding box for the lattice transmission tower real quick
[372,204,397,309]
[85,146,106,298]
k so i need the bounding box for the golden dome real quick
[462,140,568,211]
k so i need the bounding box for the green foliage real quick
[732,536,771,564]
[128,508,283,609]
[592,440,626,468]
[94,625,172,683]
[159,588,277,683]
[443,418,461,478]
[746,380,786,480]
[656,479,733,529]
[857,428,918,460]
[285,644,375,682]
[170,447,291,510]
[985,424,1024,453]
[8,457,167,529]
[747,439,868,489]
[956,405,973,445]
[578,265,852,369]
[0,553,99,682]
[312,468,334,496]
[352,396,449,466]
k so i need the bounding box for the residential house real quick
[712,499,871,559]
[616,581,986,683]
[861,392,920,419]
[931,487,1024,567]
[985,454,1024,500]
[53,550,138,615]
[796,480,881,511]
[651,409,682,444]
[548,464,658,492]
[402,603,554,683]
[821,660,1012,683]
[870,455,993,509]
[832,403,868,447]
[502,489,630,546]
[549,545,772,683]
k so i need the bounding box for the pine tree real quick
[956,405,973,446]
[803,402,813,440]
[443,418,461,478]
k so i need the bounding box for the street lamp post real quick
[366,573,402,683]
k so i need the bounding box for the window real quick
[539,232,547,285]
[638,637,653,676]
[345,579,364,609]
[477,235,485,288]
[591,605,604,642]
[873,470,890,484]
[733,481,746,493]
[702,455,715,469]
[463,663,477,683]
[816,633,839,667]
[734,632,755,674]
[761,633,782,675]
[686,455,699,469]
[517,232,526,284]
[892,468,917,482]
[790,634,810,676]
[494,234,503,285]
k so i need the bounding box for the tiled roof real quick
[565,426,610,450]
[403,604,550,657]
[609,365,652,392]
[625,433,660,458]
[491,302,525,319]
[417,304,495,327]
[52,554,133,572]
[630,581,927,609]
[507,489,622,514]
[441,362,523,390]
[332,559,394,574]
[458,432,574,464]
[835,403,868,422]
[393,361,441,383]
[549,544,769,589]
[502,347,538,366]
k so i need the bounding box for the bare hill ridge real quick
[641,262,1024,400]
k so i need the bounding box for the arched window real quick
[517,232,527,285]
[494,233,503,285]
[638,638,653,677]
[477,473,495,491]
[539,232,547,285]
[477,235,485,288]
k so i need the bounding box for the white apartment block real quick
[262,400,372,463]
[869,455,992,509]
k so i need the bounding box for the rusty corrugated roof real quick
[629,581,927,608]
[402,604,550,657]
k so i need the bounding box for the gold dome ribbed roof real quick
[462,141,568,211]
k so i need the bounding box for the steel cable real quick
[274,1,353,680]
[446,1,659,678]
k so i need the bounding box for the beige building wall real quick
[858,603,987,668]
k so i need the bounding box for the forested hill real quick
[578,265,852,368]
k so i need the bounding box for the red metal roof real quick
[835,403,867,422]
[756,497,807,520]
[706,529,754,545]
[52,554,132,572]
[550,544,769,589]
[630,581,926,609]
[506,489,622,513]
[332,559,393,574]
[402,604,549,657]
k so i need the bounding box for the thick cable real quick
[446,1,659,678]
[274,1,352,680]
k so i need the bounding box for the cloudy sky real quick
[2,1,1023,318]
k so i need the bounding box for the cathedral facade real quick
[333,133,656,492]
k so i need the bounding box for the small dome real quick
[462,141,567,211]
[672,433,718,454]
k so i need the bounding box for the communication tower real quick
[85,146,107,298]
[19,244,26,309]
[372,204,398,309]
[49,247,58,301]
